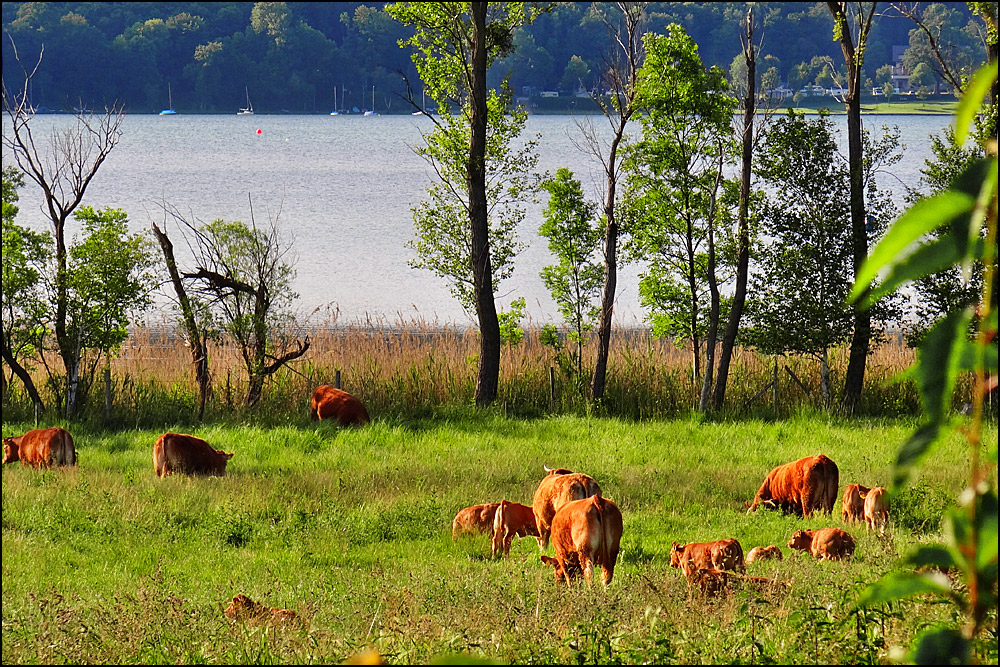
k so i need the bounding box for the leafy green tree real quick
[539,167,603,396]
[1,167,49,411]
[910,60,936,95]
[826,0,878,413]
[745,111,855,404]
[897,1,981,94]
[183,215,309,408]
[580,1,646,405]
[387,1,545,407]
[58,207,157,413]
[851,60,997,664]
[3,41,125,417]
[559,54,590,93]
[624,23,736,404]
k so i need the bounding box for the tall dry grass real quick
[1,312,949,426]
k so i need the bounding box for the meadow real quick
[2,323,996,664]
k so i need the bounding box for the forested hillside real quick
[0,2,984,114]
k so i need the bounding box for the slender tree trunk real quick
[828,1,876,413]
[470,2,500,407]
[151,221,210,420]
[820,348,832,405]
[699,159,724,413]
[590,2,642,403]
[0,337,45,413]
[713,7,756,411]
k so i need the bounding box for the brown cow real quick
[153,433,233,478]
[686,568,789,597]
[2,427,77,468]
[746,545,784,564]
[669,538,746,577]
[540,495,623,587]
[451,502,500,540]
[863,486,890,534]
[747,454,839,518]
[788,527,855,561]
[224,594,301,626]
[532,467,602,550]
[310,385,370,426]
[491,499,541,557]
[841,483,870,523]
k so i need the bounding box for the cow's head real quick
[787,529,813,552]
[543,465,573,477]
[2,439,19,464]
[540,555,565,582]
[669,542,686,568]
[225,593,266,620]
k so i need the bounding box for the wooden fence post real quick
[549,366,556,407]
[104,365,113,423]
[772,360,778,411]
[335,369,341,389]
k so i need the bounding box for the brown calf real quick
[491,499,541,557]
[745,545,784,564]
[224,594,300,626]
[2,427,77,468]
[670,538,746,577]
[451,503,500,540]
[153,433,233,478]
[863,486,890,534]
[788,527,855,561]
[310,385,370,426]
[841,483,871,523]
[540,495,623,587]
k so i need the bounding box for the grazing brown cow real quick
[491,499,541,557]
[669,538,746,577]
[788,527,855,561]
[863,486,890,534]
[451,503,500,540]
[153,433,233,478]
[746,545,784,564]
[540,495,623,587]
[2,427,77,468]
[532,466,602,550]
[310,385,370,426]
[686,568,789,597]
[224,594,300,626]
[841,483,871,523]
[746,454,839,518]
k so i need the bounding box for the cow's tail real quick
[491,500,508,557]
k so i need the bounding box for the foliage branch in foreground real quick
[850,60,998,664]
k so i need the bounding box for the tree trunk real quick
[820,348,832,405]
[591,217,618,402]
[713,7,755,411]
[470,2,500,407]
[0,337,45,413]
[828,1,876,413]
[151,221,210,420]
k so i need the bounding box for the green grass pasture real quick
[2,413,995,664]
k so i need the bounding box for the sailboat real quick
[363,85,378,116]
[237,87,254,115]
[159,83,177,115]
[412,88,427,116]
[330,86,339,115]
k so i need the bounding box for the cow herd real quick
[455,453,892,596]
[3,386,892,602]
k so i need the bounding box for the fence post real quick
[772,360,778,412]
[335,369,341,389]
[104,365,112,423]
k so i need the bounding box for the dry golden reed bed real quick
[45,310,930,424]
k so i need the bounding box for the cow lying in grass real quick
[670,538,746,576]
[787,527,855,561]
[224,594,301,626]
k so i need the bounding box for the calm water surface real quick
[3,113,951,327]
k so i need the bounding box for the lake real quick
[3,112,952,328]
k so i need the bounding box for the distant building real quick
[540,91,559,98]
[891,45,911,94]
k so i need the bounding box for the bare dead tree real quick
[170,197,309,408]
[2,36,125,418]
[576,1,646,403]
[151,214,211,420]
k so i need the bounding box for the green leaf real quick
[956,336,999,375]
[893,422,941,489]
[904,545,957,570]
[942,507,972,574]
[908,626,970,665]
[850,191,974,304]
[917,307,973,424]
[853,570,951,610]
[955,60,998,146]
[975,489,998,575]
[860,233,963,308]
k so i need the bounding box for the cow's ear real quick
[540,555,557,567]
[225,452,234,459]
